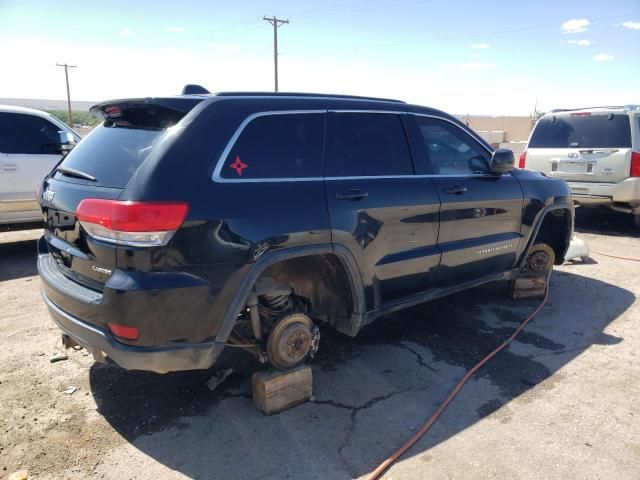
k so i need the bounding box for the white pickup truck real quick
[0,105,80,228]
[520,105,640,226]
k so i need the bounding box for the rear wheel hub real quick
[267,313,317,370]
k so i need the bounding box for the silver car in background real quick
[0,105,80,228]
[520,105,640,227]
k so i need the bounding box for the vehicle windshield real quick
[529,114,631,149]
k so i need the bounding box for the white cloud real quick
[471,43,490,49]
[166,27,186,33]
[562,18,590,34]
[2,37,638,116]
[568,39,592,46]
[121,28,133,37]
[622,21,640,30]
[446,62,496,72]
[592,53,614,62]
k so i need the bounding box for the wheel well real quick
[258,254,355,329]
[532,209,572,264]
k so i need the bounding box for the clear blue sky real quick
[0,0,638,114]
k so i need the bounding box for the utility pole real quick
[263,16,289,92]
[56,63,77,126]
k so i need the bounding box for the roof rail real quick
[549,105,627,113]
[214,91,406,104]
[182,84,211,95]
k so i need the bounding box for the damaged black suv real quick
[37,89,573,373]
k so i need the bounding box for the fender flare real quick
[518,203,573,267]
[214,243,366,343]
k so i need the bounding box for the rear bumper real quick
[568,178,640,208]
[37,234,229,373]
[42,290,225,373]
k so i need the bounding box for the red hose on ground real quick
[590,250,640,262]
[367,273,552,480]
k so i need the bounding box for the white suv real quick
[0,105,80,228]
[521,105,640,226]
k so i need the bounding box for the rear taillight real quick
[631,151,640,177]
[518,150,527,168]
[108,323,139,340]
[76,199,189,246]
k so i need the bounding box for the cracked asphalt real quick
[1,208,639,479]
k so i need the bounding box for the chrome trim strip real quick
[211,109,496,183]
[328,109,406,115]
[212,110,326,183]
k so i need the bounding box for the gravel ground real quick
[1,208,639,479]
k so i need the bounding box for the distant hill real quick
[0,98,99,112]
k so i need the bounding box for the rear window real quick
[220,113,324,180]
[326,113,414,177]
[529,114,631,149]
[54,105,185,188]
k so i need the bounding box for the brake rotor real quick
[524,243,555,276]
[266,313,317,371]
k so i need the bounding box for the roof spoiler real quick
[181,84,211,95]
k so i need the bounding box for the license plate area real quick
[550,158,595,175]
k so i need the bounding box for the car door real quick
[409,114,524,286]
[0,112,63,217]
[324,111,441,310]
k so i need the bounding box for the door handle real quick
[336,189,369,201]
[444,185,467,195]
[1,164,17,172]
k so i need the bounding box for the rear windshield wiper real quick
[55,166,97,182]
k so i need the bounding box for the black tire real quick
[634,214,640,229]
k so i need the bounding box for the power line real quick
[56,63,76,126]
[346,12,640,51]
[263,16,289,92]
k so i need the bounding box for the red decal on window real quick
[230,156,248,176]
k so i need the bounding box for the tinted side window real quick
[529,114,631,148]
[414,117,490,175]
[0,112,60,154]
[220,113,324,179]
[326,113,414,177]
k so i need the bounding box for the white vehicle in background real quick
[520,105,640,226]
[0,105,80,229]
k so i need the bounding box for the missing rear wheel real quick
[266,313,318,371]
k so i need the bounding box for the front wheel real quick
[634,214,640,229]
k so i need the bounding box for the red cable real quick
[367,273,552,480]
[590,250,640,262]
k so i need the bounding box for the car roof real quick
[546,105,640,116]
[0,104,58,118]
[92,92,452,118]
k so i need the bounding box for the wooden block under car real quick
[252,365,312,415]
[509,276,547,299]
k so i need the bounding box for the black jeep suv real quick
[37,90,573,373]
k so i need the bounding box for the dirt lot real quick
[1,209,639,479]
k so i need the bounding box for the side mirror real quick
[57,131,76,156]
[490,148,515,174]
